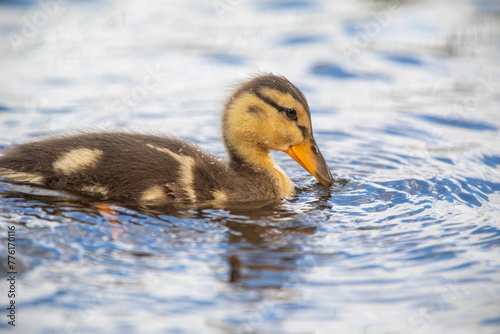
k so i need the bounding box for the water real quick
[0,0,499,333]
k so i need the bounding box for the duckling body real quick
[0,74,333,206]
[0,132,289,205]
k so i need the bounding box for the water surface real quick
[0,0,499,333]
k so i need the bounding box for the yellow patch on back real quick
[53,148,103,175]
[140,185,168,206]
[0,168,45,185]
[81,184,109,197]
[146,144,196,201]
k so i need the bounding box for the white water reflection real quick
[0,0,499,333]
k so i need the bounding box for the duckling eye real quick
[284,108,297,120]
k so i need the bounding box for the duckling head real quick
[223,74,334,187]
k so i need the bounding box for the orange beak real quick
[285,137,334,187]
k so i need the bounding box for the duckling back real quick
[0,133,220,205]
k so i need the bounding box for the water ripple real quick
[311,63,392,81]
[0,0,499,333]
[416,114,498,132]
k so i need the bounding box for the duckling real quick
[0,74,333,206]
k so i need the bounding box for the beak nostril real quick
[311,144,319,154]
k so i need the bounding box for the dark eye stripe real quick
[298,125,308,139]
[254,91,297,121]
[254,90,280,110]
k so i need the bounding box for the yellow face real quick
[223,75,334,188]
[225,88,309,152]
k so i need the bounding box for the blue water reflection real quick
[0,0,499,333]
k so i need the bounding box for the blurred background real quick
[0,0,499,333]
